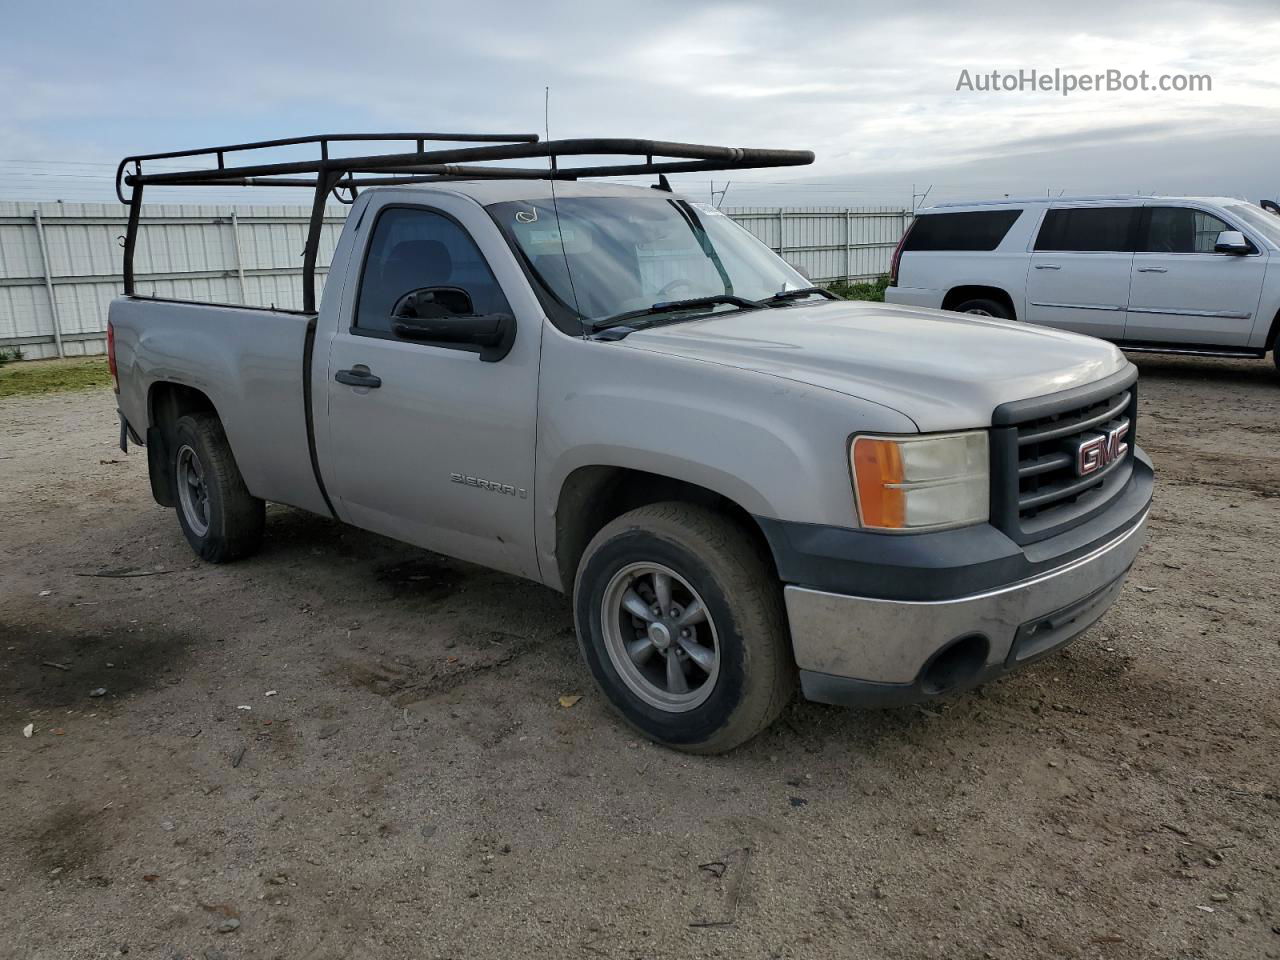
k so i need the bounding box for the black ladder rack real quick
[116,132,815,311]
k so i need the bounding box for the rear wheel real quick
[573,502,794,753]
[172,413,264,563]
[951,297,1012,319]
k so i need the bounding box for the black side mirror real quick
[392,311,516,362]
[388,286,514,361]
[393,286,474,319]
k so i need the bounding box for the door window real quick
[355,207,509,335]
[1143,207,1236,254]
[1034,207,1139,252]
[903,210,1022,251]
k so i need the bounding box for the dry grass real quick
[0,357,112,400]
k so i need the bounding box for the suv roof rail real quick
[928,194,1253,209]
[930,194,1153,208]
[116,131,815,310]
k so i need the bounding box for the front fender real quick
[534,332,917,589]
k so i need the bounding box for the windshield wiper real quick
[590,294,762,332]
[757,286,838,306]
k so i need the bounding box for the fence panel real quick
[728,206,912,284]
[0,202,910,359]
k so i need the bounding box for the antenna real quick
[544,86,585,337]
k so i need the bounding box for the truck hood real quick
[619,300,1128,431]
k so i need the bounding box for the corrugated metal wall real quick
[0,201,909,360]
[730,206,913,283]
[0,202,346,359]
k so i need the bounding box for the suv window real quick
[1143,206,1235,254]
[1035,207,1139,252]
[903,210,1022,252]
[356,207,509,334]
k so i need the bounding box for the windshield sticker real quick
[691,202,727,217]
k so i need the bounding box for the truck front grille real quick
[990,368,1139,544]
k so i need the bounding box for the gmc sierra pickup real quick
[108,134,1153,752]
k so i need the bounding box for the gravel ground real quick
[1,354,1277,960]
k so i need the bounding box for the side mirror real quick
[389,286,515,361]
[393,286,474,319]
[392,312,516,362]
[1214,230,1251,255]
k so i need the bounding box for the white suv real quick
[885,196,1280,370]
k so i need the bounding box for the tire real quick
[951,297,1012,320]
[573,502,795,754]
[171,413,265,563]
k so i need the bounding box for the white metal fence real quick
[728,206,912,284]
[0,201,910,360]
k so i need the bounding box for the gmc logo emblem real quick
[1075,422,1130,477]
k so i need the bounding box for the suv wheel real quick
[952,297,1012,319]
[573,502,794,753]
[172,413,265,563]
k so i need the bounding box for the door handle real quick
[1137,267,1168,273]
[335,367,382,389]
[1034,264,1061,270]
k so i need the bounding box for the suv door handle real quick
[1137,267,1168,273]
[1034,264,1061,270]
[335,367,382,389]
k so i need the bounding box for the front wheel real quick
[573,503,795,753]
[172,413,265,563]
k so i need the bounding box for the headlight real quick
[851,431,989,531]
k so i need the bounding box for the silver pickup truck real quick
[108,134,1153,752]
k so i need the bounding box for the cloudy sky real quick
[3,0,1279,207]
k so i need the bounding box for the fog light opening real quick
[919,634,989,696]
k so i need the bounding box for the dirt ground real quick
[1,354,1277,960]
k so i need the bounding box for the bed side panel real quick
[108,297,329,515]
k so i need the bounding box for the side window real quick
[903,210,1022,252]
[1143,207,1235,254]
[1035,207,1139,252]
[355,207,509,335]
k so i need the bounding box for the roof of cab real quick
[365,178,672,206]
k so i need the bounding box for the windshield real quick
[489,196,809,328]
[1225,204,1280,248]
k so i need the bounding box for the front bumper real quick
[785,503,1149,708]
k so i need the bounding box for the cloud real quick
[2,0,1278,203]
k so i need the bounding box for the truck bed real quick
[109,297,330,517]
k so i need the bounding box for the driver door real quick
[1124,205,1267,347]
[322,198,542,580]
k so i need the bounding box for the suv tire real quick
[952,297,1012,319]
[573,502,794,753]
[172,413,265,563]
